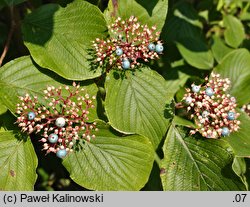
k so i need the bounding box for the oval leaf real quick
[63,123,154,190]
[104,0,168,32]
[214,49,250,105]
[223,15,245,48]
[105,68,174,149]
[22,0,108,80]
[0,131,38,190]
[160,125,245,190]
[0,56,98,120]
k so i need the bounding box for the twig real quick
[0,6,15,67]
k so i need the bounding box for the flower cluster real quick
[93,16,164,70]
[241,104,250,116]
[16,83,97,158]
[182,73,240,139]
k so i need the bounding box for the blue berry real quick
[221,127,230,137]
[148,43,156,51]
[55,117,66,127]
[27,112,35,120]
[122,59,130,69]
[155,44,164,53]
[185,96,192,104]
[116,48,123,56]
[192,85,200,93]
[48,133,59,144]
[56,149,67,158]
[205,87,214,96]
[227,112,235,120]
[202,110,209,118]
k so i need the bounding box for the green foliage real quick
[224,111,250,157]
[22,0,108,80]
[104,0,168,32]
[214,49,250,105]
[160,125,245,190]
[0,131,38,190]
[0,56,98,120]
[105,68,173,149]
[63,122,154,190]
[223,15,245,48]
[0,0,250,191]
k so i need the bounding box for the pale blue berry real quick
[185,96,192,104]
[227,112,235,120]
[155,44,164,53]
[116,48,123,56]
[27,112,35,120]
[56,149,67,158]
[192,85,200,93]
[221,127,230,136]
[48,133,59,144]
[148,43,156,51]
[205,87,214,96]
[122,59,130,69]
[202,110,209,118]
[55,117,66,128]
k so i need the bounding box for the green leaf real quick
[105,68,173,149]
[160,125,245,190]
[63,122,154,190]
[223,15,245,48]
[172,116,196,128]
[214,49,250,105]
[225,111,250,157]
[176,37,214,70]
[232,157,249,190]
[104,0,168,32]
[0,56,98,120]
[211,35,233,63]
[22,0,108,80]
[0,131,38,190]
[0,103,7,115]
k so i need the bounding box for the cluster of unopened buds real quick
[93,16,164,70]
[181,72,240,139]
[16,83,98,158]
[241,104,250,116]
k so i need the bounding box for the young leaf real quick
[214,49,250,105]
[0,131,38,190]
[22,0,108,80]
[160,125,245,190]
[104,0,168,32]
[105,68,174,149]
[0,56,98,120]
[223,15,245,48]
[63,122,154,190]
